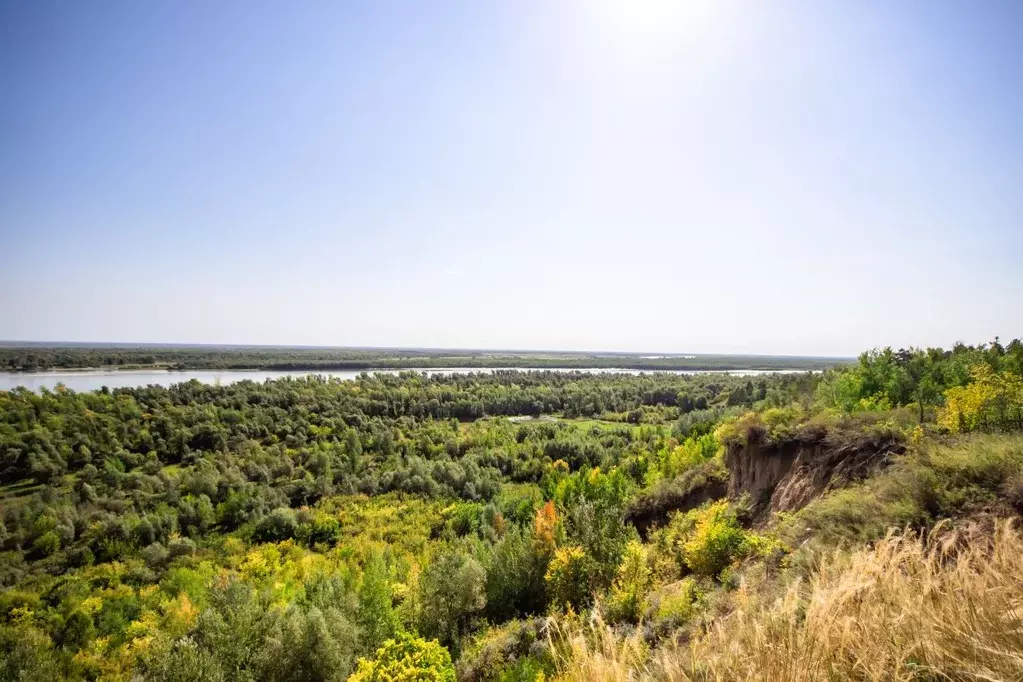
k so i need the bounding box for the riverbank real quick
[0,366,822,393]
[0,344,852,375]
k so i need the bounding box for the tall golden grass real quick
[548,519,1023,681]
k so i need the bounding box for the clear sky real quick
[1,1,1020,356]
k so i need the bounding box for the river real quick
[0,367,813,392]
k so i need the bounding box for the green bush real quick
[62,608,96,648]
[457,619,549,682]
[625,459,728,536]
[545,545,592,609]
[496,656,546,682]
[0,623,61,682]
[605,541,651,623]
[253,507,299,543]
[357,551,398,651]
[302,513,341,546]
[483,526,550,621]
[681,501,751,578]
[445,502,487,537]
[714,413,766,449]
[31,531,60,558]
[652,501,764,580]
[644,577,700,626]
[349,631,456,682]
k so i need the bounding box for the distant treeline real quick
[0,345,847,372]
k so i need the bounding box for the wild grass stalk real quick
[549,520,1023,681]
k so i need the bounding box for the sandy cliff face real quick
[624,426,905,535]
[725,431,904,521]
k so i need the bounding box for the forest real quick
[1,338,1022,681]
[0,344,844,373]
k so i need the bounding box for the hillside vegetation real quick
[0,339,1021,681]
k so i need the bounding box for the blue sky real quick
[1,0,1020,355]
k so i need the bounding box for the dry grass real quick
[547,613,648,682]
[548,519,1023,682]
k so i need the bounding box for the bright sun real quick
[586,0,721,55]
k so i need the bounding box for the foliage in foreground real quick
[350,632,456,682]
[549,519,1023,681]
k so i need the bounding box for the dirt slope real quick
[725,429,904,521]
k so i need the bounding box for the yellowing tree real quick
[545,545,591,608]
[938,364,1023,433]
[349,632,455,682]
[533,500,559,556]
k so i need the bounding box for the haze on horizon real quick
[1,1,1020,357]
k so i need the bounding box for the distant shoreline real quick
[1,361,844,374]
[0,345,852,374]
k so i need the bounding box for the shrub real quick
[714,413,765,449]
[483,526,550,621]
[61,607,95,648]
[652,501,763,580]
[445,502,487,537]
[653,433,719,481]
[495,656,546,682]
[655,581,699,622]
[643,577,700,630]
[252,605,360,682]
[31,531,60,558]
[349,631,456,682]
[302,513,341,546]
[759,406,804,442]
[681,501,751,578]
[553,467,636,591]
[141,542,170,568]
[136,635,226,682]
[605,541,651,623]
[457,619,549,682]
[545,546,592,609]
[0,589,40,619]
[357,551,398,651]
[67,546,95,568]
[167,536,197,558]
[625,459,728,538]
[253,507,299,543]
[674,407,741,439]
[0,623,61,681]
[938,364,1023,434]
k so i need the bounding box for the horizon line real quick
[0,339,856,361]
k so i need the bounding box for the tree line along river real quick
[0,367,814,392]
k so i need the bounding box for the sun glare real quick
[587,0,720,54]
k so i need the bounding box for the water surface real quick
[0,367,809,392]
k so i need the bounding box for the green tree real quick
[357,551,398,651]
[417,547,487,650]
[482,525,549,620]
[253,507,299,542]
